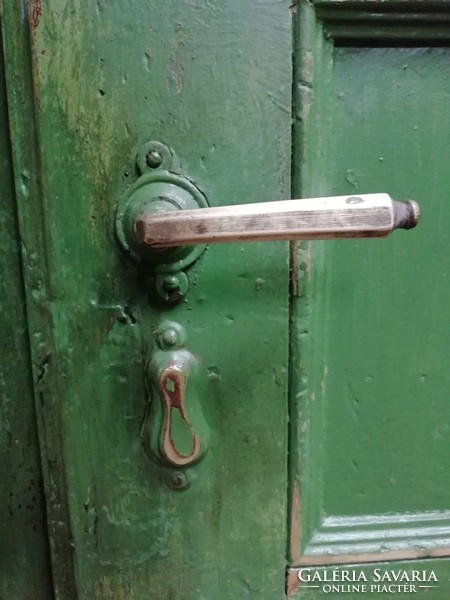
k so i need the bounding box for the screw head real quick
[162,275,180,292]
[167,471,189,491]
[146,150,163,169]
[155,272,189,303]
[162,329,178,347]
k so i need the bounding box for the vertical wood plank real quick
[0,18,54,600]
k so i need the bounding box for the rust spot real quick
[30,0,42,29]
[290,480,302,564]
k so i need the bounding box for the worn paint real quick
[3,0,291,596]
[290,481,302,564]
[1,3,79,598]
[0,23,53,600]
[30,0,42,30]
[159,366,201,466]
[143,322,208,471]
[287,567,300,599]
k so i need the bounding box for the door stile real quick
[288,0,336,569]
[1,2,78,598]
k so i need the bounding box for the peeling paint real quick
[160,366,201,466]
[169,23,185,94]
[286,568,300,598]
[290,480,302,564]
[30,0,42,30]
[320,364,328,395]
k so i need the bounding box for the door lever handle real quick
[116,141,420,297]
[134,194,420,249]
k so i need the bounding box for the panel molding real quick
[298,511,450,565]
[314,0,450,40]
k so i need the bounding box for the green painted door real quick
[1,1,449,599]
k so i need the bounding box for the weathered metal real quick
[115,140,208,272]
[143,322,207,470]
[134,194,420,248]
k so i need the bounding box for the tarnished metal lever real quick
[116,142,421,294]
[135,194,420,249]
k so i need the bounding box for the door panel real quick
[0,26,53,600]
[2,1,292,598]
[289,0,450,578]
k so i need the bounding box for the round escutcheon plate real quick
[116,141,209,274]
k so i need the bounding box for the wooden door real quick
[1,1,449,599]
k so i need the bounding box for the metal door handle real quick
[116,141,420,296]
[134,194,419,248]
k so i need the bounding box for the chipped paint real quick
[320,364,328,395]
[169,22,185,94]
[290,480,302,564]
[30,0,42,29]
[159,365,201,466]
[144,323,209,471]
[287,567,300,598]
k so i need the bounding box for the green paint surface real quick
[0,26,53,600]
[323,45,450,516]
